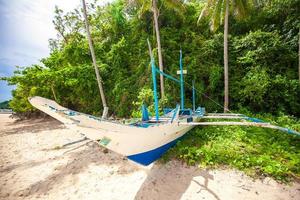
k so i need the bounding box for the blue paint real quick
[127,135,185,165]
[179,109,192,116]
[163,108,173,115]
[171,104,180,123]
[49,105,56,110]
[187,117,193,122]
[195,107,205,116]
[155,68,180,83]
[142,104,149,121]
[151,59,159,121]
[279,127,300,137]
[180,50,184,109]
[88,115,101,121]
[246,117,265,123]
[66,111,76,116]
[243,115,300,137]
[49,105,76,116]
[131,122,152,128]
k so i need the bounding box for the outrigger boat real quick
[29,46,300,166]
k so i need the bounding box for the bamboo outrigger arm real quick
[180,121,300,137]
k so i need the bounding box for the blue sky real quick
[0,0,112,102]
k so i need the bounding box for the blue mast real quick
[147,39,159,121]
[151,60,159,121]
[180,50,184,110]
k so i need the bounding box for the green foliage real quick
[238,67,270,106]
[131,87,169,118]
[231,30,300,115]
[132,87,154,118]
[2,0,299,118]
[162,114,300,182]
[0,101,10,109]
[198,0,252,31]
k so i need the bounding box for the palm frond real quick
[251,0,265,8]
[233,0,248,19]
[197,0,217,25]
[125,0,151,18]
[197,3,208,24]
[163,0,185,12]
[211,0,224,31]
[137,1,151,18]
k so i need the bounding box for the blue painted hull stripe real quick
[127,135,184,166]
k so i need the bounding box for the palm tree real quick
[198,0,250,112]
[298,27,300,83]
[152,0,165,98]
[82,0,108,119]
[128,0,184,98]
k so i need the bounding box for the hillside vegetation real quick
[0,101,10,109]
[2,0,299,117]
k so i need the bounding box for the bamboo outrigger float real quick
[29,44,300,166]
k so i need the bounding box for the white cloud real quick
[1,0,114,65]
[0,0,114,101]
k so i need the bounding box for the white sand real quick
[0,114,299,200]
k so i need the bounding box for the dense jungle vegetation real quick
[3,0,300,117]
[1,0,300,181]
[0,100,10,109]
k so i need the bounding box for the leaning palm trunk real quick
[51,85,58,102]
[298,27,300,83]
[82,0,108,119]
[223,0,229,112]
[152,0,165,98]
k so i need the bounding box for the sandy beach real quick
[0,113,299,200]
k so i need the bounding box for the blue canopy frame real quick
[150,49,190,121]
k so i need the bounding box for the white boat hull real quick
[29,96,200,165]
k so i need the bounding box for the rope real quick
[163,68,233,113]
[154,66,300,136]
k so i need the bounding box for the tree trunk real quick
[152,0,165,98]
[51,85,58,102]
[223,0,229,112]
[298,27,300,83]
[82,0,108,119]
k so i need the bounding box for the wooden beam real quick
[206,113,244,116]
[202,116,246,119]
[180,122,300,136]
[181,121,270,126]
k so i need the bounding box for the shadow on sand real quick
[2,117,139,197]
[5,117,220,199]
[14,142,140,197]
[134,161,221,200]
[1,118,64,137]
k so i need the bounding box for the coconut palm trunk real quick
[152,0,165,98]
[51,85,58,102]
[298,27,300,83]
[223,0,229,112]
[82,0,108,119]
